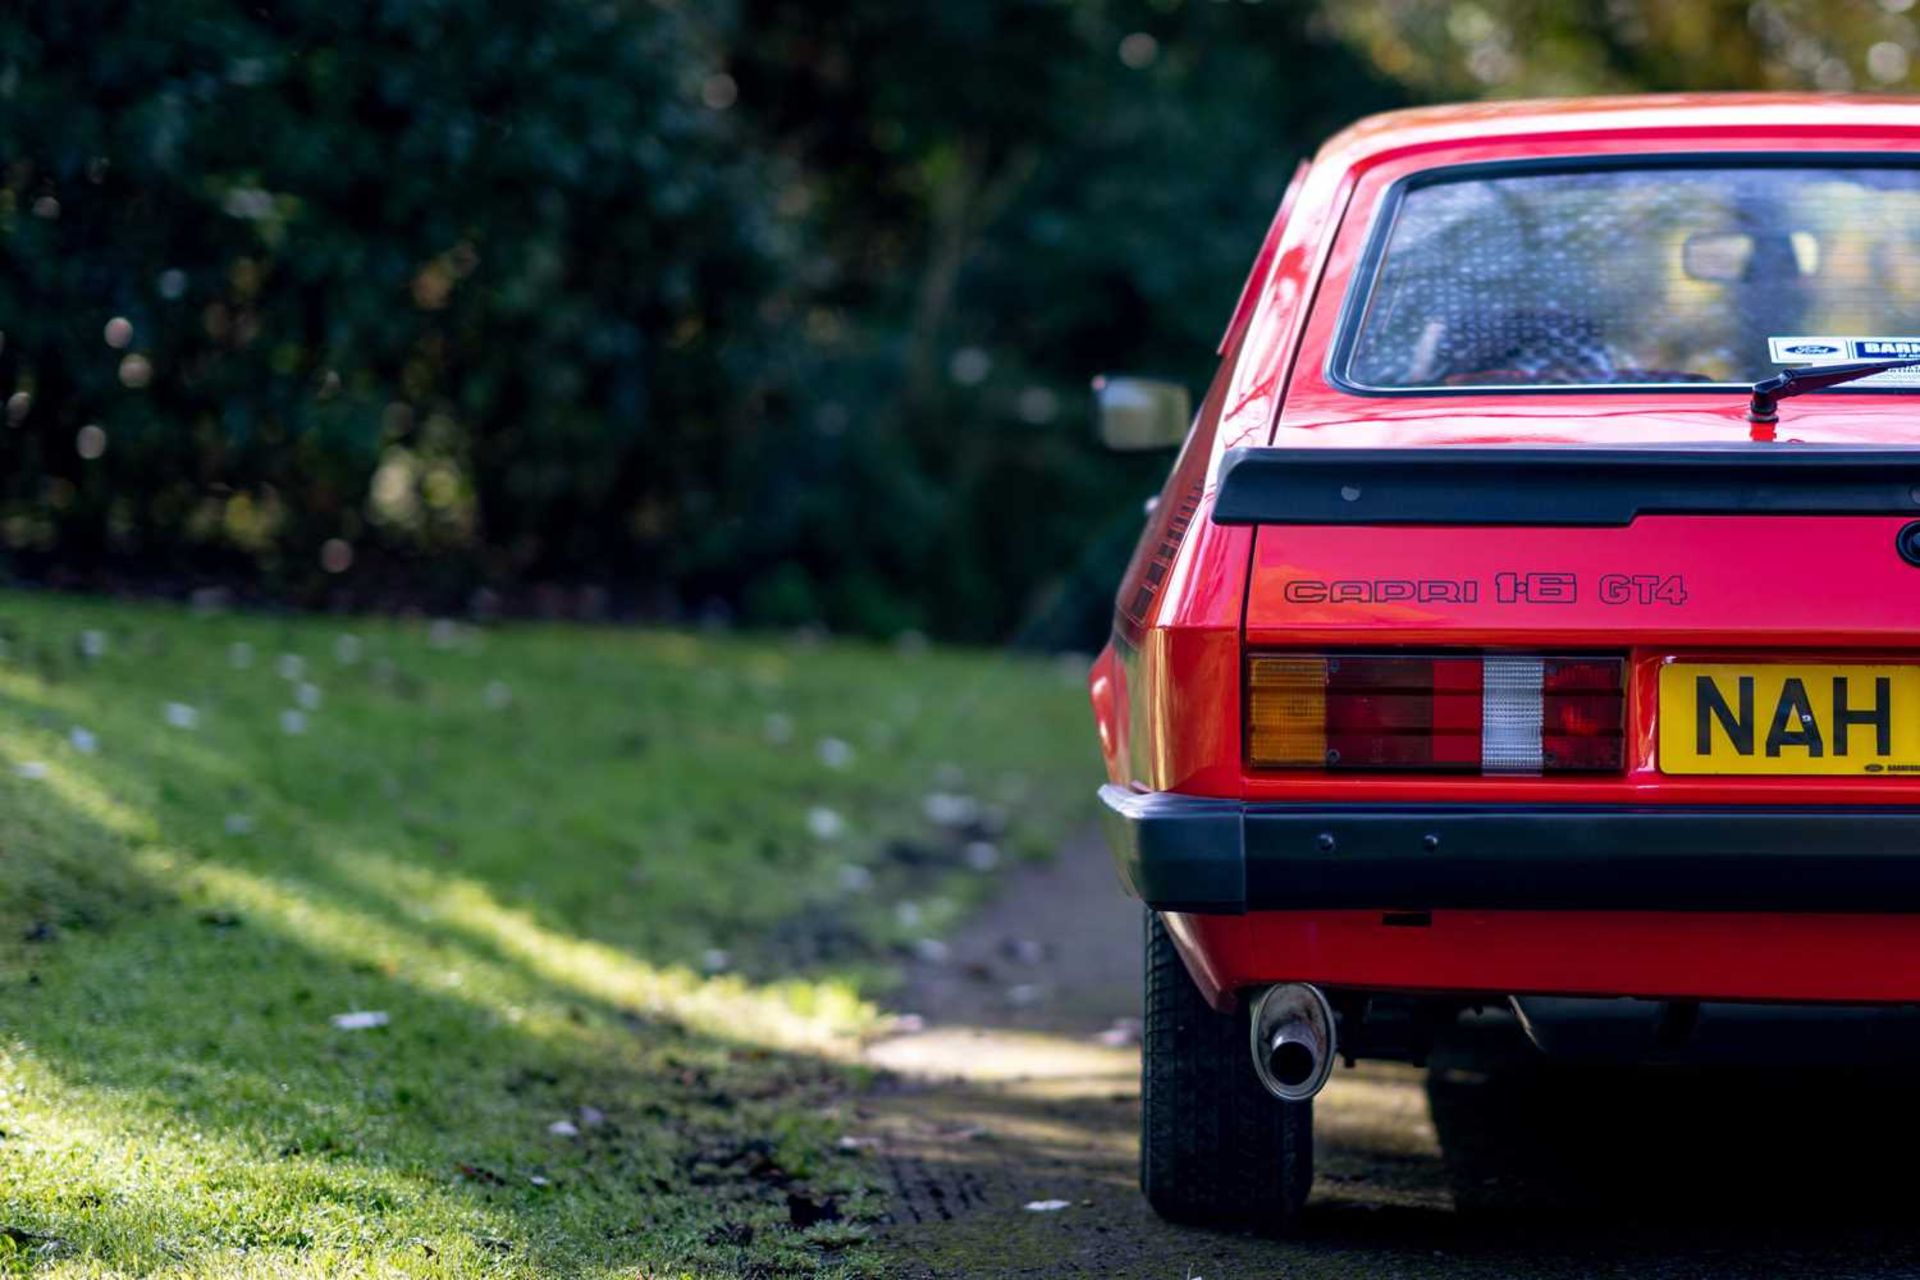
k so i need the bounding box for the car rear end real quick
[1089,97,1920,1231]
[1135,447,1920,1004]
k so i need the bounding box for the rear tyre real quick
[1141,909,1313,1231]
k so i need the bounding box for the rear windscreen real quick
[1338,163,1920,391]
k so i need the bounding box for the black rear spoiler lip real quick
[1211,444,1920,527]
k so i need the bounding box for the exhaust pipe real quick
[1249,983,1336,1101]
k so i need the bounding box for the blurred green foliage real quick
[2,0,766,611]
[2,1,1917,642]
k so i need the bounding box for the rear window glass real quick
[1339,164,1920,391]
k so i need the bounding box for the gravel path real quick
[859,828,1920,1278]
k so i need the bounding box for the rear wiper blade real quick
[1748,357,1920,423]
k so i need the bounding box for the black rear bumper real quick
[1098,784,1920,914]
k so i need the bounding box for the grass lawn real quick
[0,592,1098,1277]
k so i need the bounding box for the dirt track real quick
[859,829,1920,1278]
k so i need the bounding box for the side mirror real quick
[1092,375,1190,451]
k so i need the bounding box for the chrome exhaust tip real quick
[1249,983,1336,1101]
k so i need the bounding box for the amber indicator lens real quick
[1247,654,1625,773]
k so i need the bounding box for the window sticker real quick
[1768,336,1920,386]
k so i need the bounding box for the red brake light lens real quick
[1248,653,1625,774]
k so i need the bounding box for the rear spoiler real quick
[1211,445,1920,527]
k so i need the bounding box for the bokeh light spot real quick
[701,73,738,110]
[948,346,992,386]
[1868,41,1911,83]
[1119,32,1159,69]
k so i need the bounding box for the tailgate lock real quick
[1898,521,1920,567]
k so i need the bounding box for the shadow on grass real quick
[1400,1018,1920,1250]
[0,684,889,1276]
[822,814,1920,1277]
[864,1012,1920,1279]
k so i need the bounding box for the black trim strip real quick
[1211,444,1920,527]
[1099,784,1920,914]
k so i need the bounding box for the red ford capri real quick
[1088,94,1920,1230]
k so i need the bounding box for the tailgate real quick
[1226,446,1920,648]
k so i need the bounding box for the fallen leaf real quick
[964,841,1000,871]
[922,792,979,827]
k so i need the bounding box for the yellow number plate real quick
[1660,663,1920,775]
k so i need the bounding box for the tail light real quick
[1247,653,1624,774]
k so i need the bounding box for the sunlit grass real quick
[0,593,1096,1276]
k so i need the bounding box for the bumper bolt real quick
[1422,833,1440,852]
[1315,832,1337,853]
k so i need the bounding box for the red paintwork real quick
[1089,95,1920,1008]
[1164,910,1920,1010]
